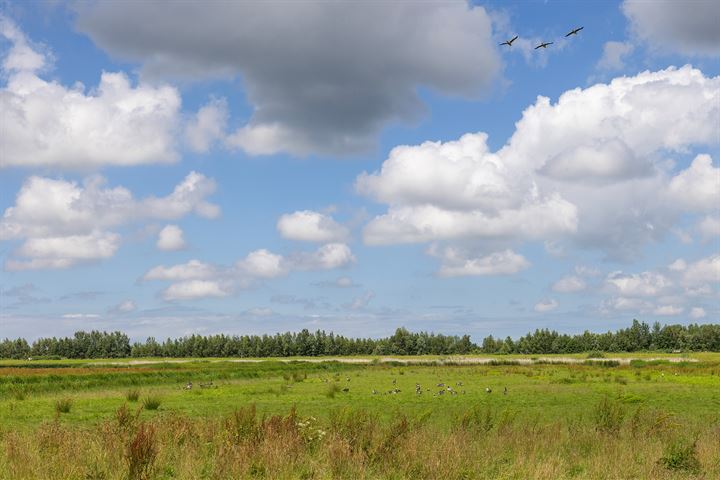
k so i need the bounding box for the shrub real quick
[126,389,140,402]
[30,355,63,361]
[584,360,620,367]
[659,438,701,474]
[593,396,625,433]
[586,351,605,359]
[55,398,73,414]
[142,396,161,411]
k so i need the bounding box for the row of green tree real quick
[0,320,718,359]
[480,320,720,354]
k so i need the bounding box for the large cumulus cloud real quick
[0,16,181,169]
[74,0,501,156]
[358,66,720,268]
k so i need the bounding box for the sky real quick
[0,0,718,342]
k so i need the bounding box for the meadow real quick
[1,354,719,479]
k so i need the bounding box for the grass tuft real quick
[593,396,625,433]
[325,382,341,398]
[55,397,73,414]
[125,389,140,402]
[659,437,701,473]
[142,395,161,411]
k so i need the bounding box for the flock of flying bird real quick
[500,26,583,50]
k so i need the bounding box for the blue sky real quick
[1,0,718,342]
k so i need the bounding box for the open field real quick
[1,355,719,479]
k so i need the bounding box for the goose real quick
[500,35,519,47]
[565,27,584,37]
[534,42,553,50]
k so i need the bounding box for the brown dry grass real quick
[0,401,717,479]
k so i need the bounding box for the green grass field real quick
[2,354,719,479]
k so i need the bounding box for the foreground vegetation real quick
[2,399,718,480]
[2,320,719,360]
[1,355,719,479]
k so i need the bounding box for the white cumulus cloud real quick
[606,271,672,297]
[143,259,219,281]
[144,243,356,300]
[431,247,530,277]
[6,231,120,271]
[0,16,181,169]
[185,98,228,153]
[277,210,349,243]
[358,66,720,263]
[668,155,720,211]
[161,280,231,301]
[682,254,720,287]
[236,249,288,279]
[156,225,186,251]
[1,172,218,270]
[289,243,356,271]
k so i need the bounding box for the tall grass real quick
[126,423,157,480]
[593,396,625,433]
[0,403,717,479]
[142,395,161,411]
[325,382,342,398]
[54,398,72,414]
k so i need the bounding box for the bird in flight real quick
[534,41,553,49]
[565,26,584,37]
[500,35,518,47]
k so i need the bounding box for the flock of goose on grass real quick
[181,373,511,397]
[367,378,509,398]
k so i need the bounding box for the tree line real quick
[0,320,718,359]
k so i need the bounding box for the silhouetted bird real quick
[500,35,518,47]
[565,27,584,37]
[535,42,553,49]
